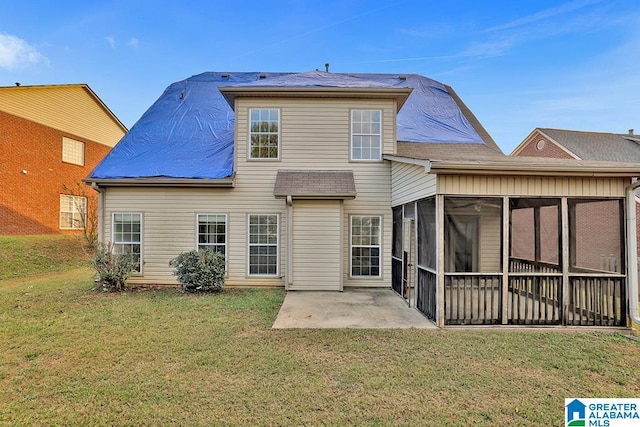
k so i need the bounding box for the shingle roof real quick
[273,170,356,199]
[540,128,640,163]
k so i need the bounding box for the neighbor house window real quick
[351,110,381,161]
[197,214,227,256]
[248,214,278,275]
[62,137,85,166]
[351,215,381,277]
[59,194,87,229]
[249,108,279,159]
[113,213,142,273]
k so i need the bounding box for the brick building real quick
[0,84,126,235]
[512,128,638,268]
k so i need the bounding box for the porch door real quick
[289,200,342,291]
[402,218,415,304]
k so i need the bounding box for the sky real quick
[0,0,638,153]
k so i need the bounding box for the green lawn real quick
[1,268,639,426]
[0,235,89,280]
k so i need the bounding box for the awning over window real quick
[273,170,356,200]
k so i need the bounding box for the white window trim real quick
[248,108,281,161]
[196,213,228,273]
[349,214,382,279]
[59,194,87,230]
[112,212,143,275]
[62,137,85,166]
[247,213,280,277]
[350,109,382,162]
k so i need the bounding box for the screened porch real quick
[392,195,628,327]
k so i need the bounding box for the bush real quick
[170,250,225,293]
[91,243,138,292]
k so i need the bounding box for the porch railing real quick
[444,273,501,325]
[566,275,626,326]
[416,266,436,322]
[508,274,562,325]
[509,257,560,274]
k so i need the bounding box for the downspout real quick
[286,195,293,289]
[91,182,104,244]
[626,179,640,326]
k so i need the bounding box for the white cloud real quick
[105,36,116,49]
[127,37,139,49]
[0,33,47,69]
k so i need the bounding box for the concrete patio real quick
[272,288,437,329]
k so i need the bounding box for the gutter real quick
[626,180,640,326]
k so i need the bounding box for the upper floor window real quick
[59,194,87,229]
[62,137,85,166]
[351,110,381,161]
[249,108,279,159]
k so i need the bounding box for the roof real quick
[273,170,356,199]
[385,151,640,177]
[89,71,493,181]
[516,128,640,162]
[0,83,127,147]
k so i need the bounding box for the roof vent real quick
[14,82,20,87]
[221,73,230,78]
[398,75,407,80]
[629,129,635,135]
[259,73,267,79]
[325,63,330,73]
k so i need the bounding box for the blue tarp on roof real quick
[90,71,483,180]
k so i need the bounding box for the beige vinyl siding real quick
[102,97,396,287]
[0,85,124,147]
[391,162,436,206]
[438,175,628,197]
[237,98,394,288]
[290,200,342,290]
[103,187,286,287]
[479,211,501,272]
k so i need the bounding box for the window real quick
[351,110,381,161]
[351,215,381,277]
[113,213,142,273]
[197,214,227,256]
[249,109,279,159]
[62,137,85,166]
[59,194,87,229]
[248,214,278,275]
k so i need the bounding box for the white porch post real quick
[501,196,509,325]
[561,197,570,325]
[437,194,446,327]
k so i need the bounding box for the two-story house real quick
[86,71,640,328]
[0,83,126,235]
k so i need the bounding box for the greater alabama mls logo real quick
[565,398,640,427]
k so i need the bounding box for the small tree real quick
[62,182,98,253]
[91,242,138,292]
[170,250,225,293]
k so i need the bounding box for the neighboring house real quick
[0,83,127,235]
[512,128,640,262]
[86,71,640,328]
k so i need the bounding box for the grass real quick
[1,269,639,426]
[0,235,89,280]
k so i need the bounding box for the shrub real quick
[91,243,138,292]
[170,250,225,293]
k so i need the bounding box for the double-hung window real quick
[248,214,278,276]
[249,108,279,159]
[351,110,381,161]
[351,215,381,277]
[197,214,227,256]
[113,213,142,273]
[59,194,87,229]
